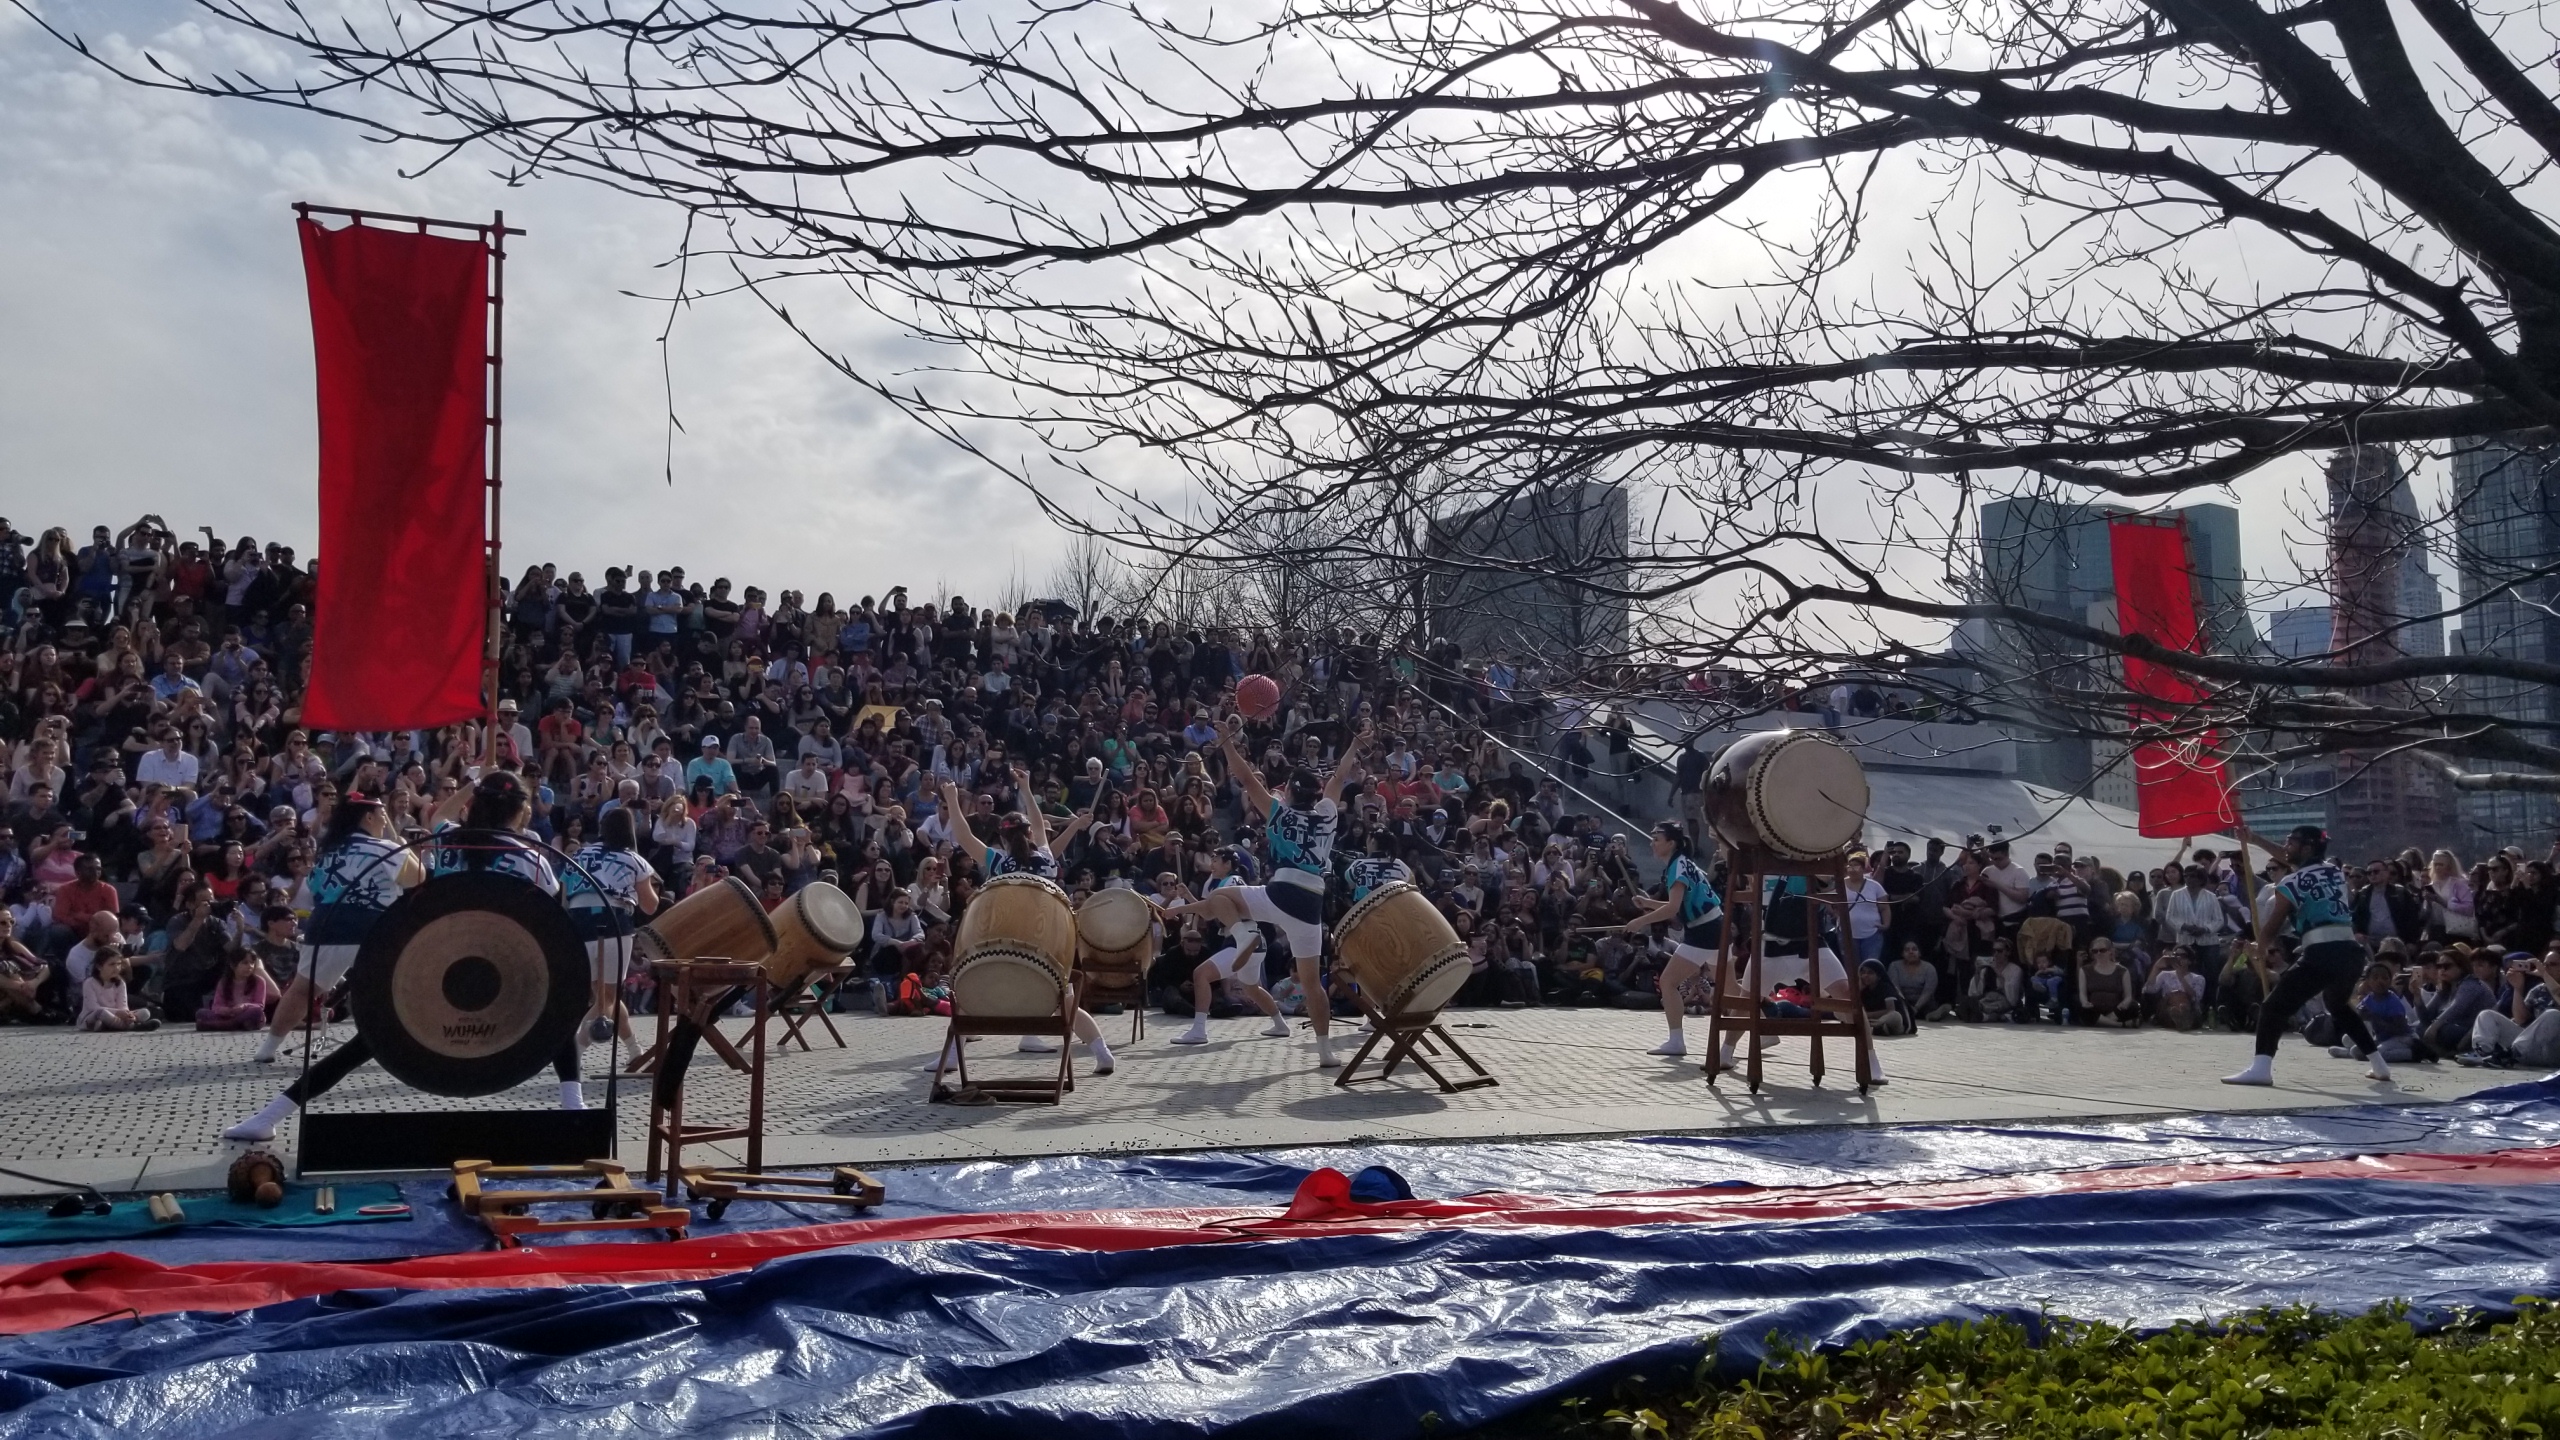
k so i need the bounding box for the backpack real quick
[892,972,927,1016]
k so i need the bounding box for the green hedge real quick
[1476,1301,2560,1439]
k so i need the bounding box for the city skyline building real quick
[2319,446,2460,855]
[2449,432,2560,845]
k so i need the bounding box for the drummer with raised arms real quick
[566,806,661,1053]
[1167,845,1291,1046]
[225,772,591,1141]
[934,767,1114,1075]
[1161,717,1373,1069]
[2223,823,2389,1087]
[1621,820,1724,1058]
[253,789,423,1065]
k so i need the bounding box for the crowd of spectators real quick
[4,512,2555,1075]
[1749,825,2560,1067]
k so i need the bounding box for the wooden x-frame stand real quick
[643,960,771,1194]
[1334,995,1499,1093]
[1701,845,1877,1094]
[931,972,1081,1103]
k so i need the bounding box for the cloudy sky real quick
[1,1,2422,630]
[0,1,1076,605]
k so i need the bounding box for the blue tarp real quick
[4,1080,2558,1437]
[9,1077,2558,1269]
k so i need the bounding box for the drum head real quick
[789,881,866,951]
[348,872,588,1098]
[1386,953,1473,1018]
[952,948,1067,1019]
[1759,731,1868,858]
[1077,888,1155,952]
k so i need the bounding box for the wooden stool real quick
[679,1165,886,1221]
[1335,997,1498,1093]
[449,1159,690,1248]
[1700,846,1878,1094]
[644,960,772,1197]
[1075,960,1148,1043]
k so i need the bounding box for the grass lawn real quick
[1472,1300,2560,1438]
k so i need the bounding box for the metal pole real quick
[484,211,507,771]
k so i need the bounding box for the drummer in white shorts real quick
[1621,821,1724,1058]
[1168,847,1291,1046]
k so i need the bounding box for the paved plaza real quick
[0,1006,2519,1199]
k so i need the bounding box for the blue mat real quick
[3,1080,2555,1438]
[4,1077,2551,1269]
[0,1185,404,1249]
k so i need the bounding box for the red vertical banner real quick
[2107,517,2237,838]
[298,219,490,732]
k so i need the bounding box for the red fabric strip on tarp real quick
[2106,517,2236,838]
[7,1145,2558,1335]
[297,218,491,732]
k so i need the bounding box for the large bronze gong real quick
[347,872,589,1097]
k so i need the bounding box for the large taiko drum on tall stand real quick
[1704,728,1869,861]
[767,881,866,990]
[635,875,778,967]
[1336,881,1471,1017]
[1075,887,1156,970]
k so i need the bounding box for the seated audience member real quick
[78,949,157,1031]
[196,950,279,1031]
[2425,948,2505,1056]
[2463,948,2560,1068]
[2347,958,2425,1064]
[1965,944,2023,1022]
[2144,947,2204,1031]
[0,910,45,1022]
[1859,959,1911,1036]
[2072,939,2138,1026]
[1885,940,1940,1022]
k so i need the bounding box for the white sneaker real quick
[222,1095,295,1141]
[923,1048,961,1072]
[2367,1052,2394,1082]
[1316,1037,1340,1070]
[2327,1044,2357,1059]
[1648,1034,1687,1058]
[1171,1026,1210,1046]
[1018,1036,1060,1053]
[1260,1017,1291,1038]
[1090,1042,1115,1076]
[2221,1056,2275,1086]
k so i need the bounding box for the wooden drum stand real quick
[642,959,771,1194]
[1701,845,1878,1094]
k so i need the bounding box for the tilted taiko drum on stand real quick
[635,875,778,968]
[1074,887,1156,970]
[1704,728,1870,861]
[1336,881,1472,1017]
[766,880,866,990]
[347,872,591,1097]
